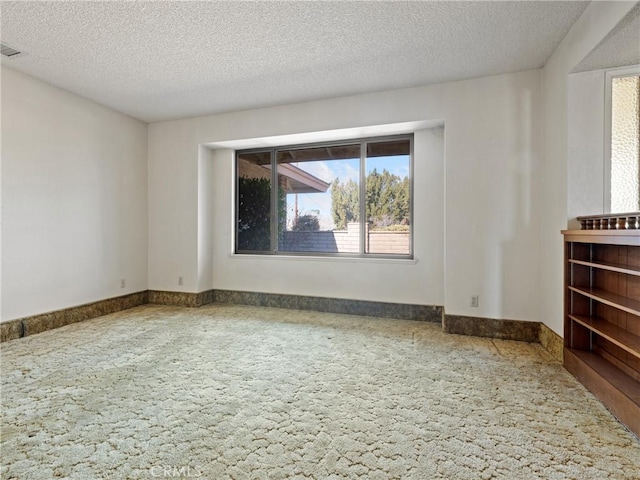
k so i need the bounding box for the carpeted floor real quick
[1,304,639,479]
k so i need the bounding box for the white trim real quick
[205,120,442,150]
[228,253,418,265]
[604,65,640,212]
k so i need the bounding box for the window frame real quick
[234,134,414,259]
[604,65,640,213]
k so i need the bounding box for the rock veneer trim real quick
[211,289,444,323]
[0,291,148,342]
[2,289,559,360]
[539,322,563,362]
[443,314,540,343]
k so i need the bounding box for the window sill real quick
[228,253,418,265]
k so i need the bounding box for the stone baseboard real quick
[539,323,564,362]
[147,290,214,308]
[211,289,444,323]
[1,291,148,342]
[3,287,563,351]
[443,314,540,343]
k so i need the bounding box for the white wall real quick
[540,1,636,336]
[568,69,607,227]
[567,65,640,231]
[204,127,445,307]
[2,4,632,330]
[197,146,214,292]
[1,66,148,322]
[149,69,542,321]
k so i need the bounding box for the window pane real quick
[277,144,360,253]
[365,140,411,255]
[611,75,640,212]
[237,152,272,252]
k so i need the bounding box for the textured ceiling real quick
[572,3,640,73]
[1,1,589,123]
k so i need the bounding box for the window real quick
[235,135,413,257]
[605,68,640,213]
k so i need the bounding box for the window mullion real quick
[359,142,367,256]
[270,149,278,254]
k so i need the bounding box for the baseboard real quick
[211,289,444,323]
[147,290,214,308]
[3,288,555,348]
[442,314,540,342]
[158,290,558,348]
[1,291,148,342]
[539,323,564,362]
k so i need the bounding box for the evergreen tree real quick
[331,171,409,230]
[365,169,409,228]
[237,176,286,250]
[331,169,409,230]
[237,176,271,250]
[330,178,359,230]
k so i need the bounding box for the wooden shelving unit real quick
[563,217,640,437]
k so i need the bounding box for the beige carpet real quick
[1,304,638,479]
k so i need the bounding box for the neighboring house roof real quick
[238,161,330,194]
[269,164,330,194]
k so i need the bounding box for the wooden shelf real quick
[569,259,640,277]
[569,314,640,359]
[565,348,640,437]
[563,225,640,437]
[566,348,640,402]
[564,347,640,439]
[568,286,640,316]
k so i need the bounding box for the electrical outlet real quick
[470,295,479,308]
[120,279,126,289]
[178,276,184,286]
